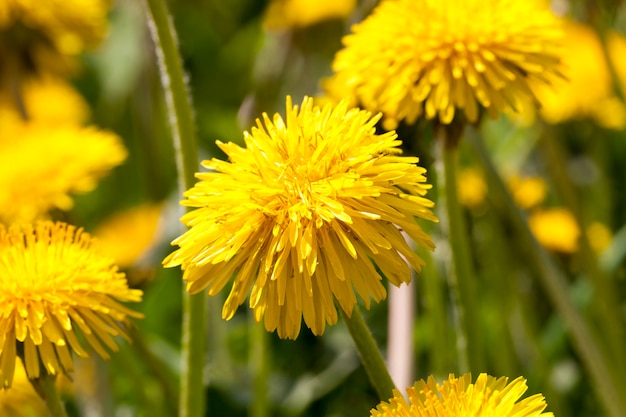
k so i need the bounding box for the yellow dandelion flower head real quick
[0,122,127,224]
[0,76,90,127]
[0,359,45,416]
[264,0,357,30]
[94,203,164,269]
[508,175,548,210]
[0,221,143,388]
[607,30,626,101]
[326,0,562,129]
[371,373,553,417]
[0,0,108,55]
[534,20,626,129]
[529,207,580,253]
[457,167,487,209]
[587,222,612,254]
[165,96,437,339]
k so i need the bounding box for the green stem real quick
[340,305,396,400]
[249,317,269,417]
[435,127,485,373]
[31,374,68,417]
[142,1,205,416]
[469,133,626,417]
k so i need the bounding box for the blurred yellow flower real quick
[508,175,548,209]
[529,207,580,253]
[0,122,127,224]
[0,360,46,416]
[165,96,437,339]
[0,76,89,126]
[587,222,612,254]
[325,0,562,128]
[607,31,626,98]
[534,21,626,129]
[371,373,553,417]
[94,203,164,269]
[0,0,108,76]
[0,221,143,388]
[0,0,108,53]
[264,0,356,30]
[457,167,487,209]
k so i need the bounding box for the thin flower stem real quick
[249,317,269,417]
[469,133,626,417]
[142,0,205,416]
[435,127,485,373]
[341,304,396,400]
[32,374,68,417]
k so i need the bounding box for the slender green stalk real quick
[435,127,485,373]
[341,305,396,400]
[469,133,626,417]
[249,318,269,417]
[142,1,205,416]
[31,374,68,417]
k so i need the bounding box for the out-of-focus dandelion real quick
[263,0,356,30]
[532,21,626,129]
[0,359,46,416]
[587,222,612,254]
[94,203,163,269]
[457,167,487,209]
[529,207,580,253]
[0,0,109,76]
[607,31,626,98]
[370,373,553,417]
[0,122,127,224]
[164,96,437,339]
[0,76,89,126]
[508,175,548,210]
[0,221,143,388]
[325,0,562,128]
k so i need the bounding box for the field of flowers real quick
[1,1,625,416]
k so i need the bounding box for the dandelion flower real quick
[457,167,487,209]
[264,0,356,30]
[529,207,579,253]
[371,373,553,417]
[94,203,164,269]
[0,122,127,224]
[164,96,437,339]
[325,0,562,128]
[0,0,108,54]
[587,222,612,254]
[508,175,548,210]
[0,76,90,127]
[0,0,109,79]
[533,21,626,129]
[0,221,143,388]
